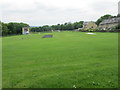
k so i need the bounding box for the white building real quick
[22,27,30,35]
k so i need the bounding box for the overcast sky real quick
[0,0,119,26]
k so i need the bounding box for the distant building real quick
[83,21,97,30]
[99,17,120,30]
[53,30,61,32]
[99,1,120,30]
[22,27,30,35]
[74,29,79,32]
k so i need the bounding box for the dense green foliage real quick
[31,21,83,32]
[2,23,9,36]
[3,32,118,88]
[115,23,120,29]
[117,14,120,17]
[2,22,29,36]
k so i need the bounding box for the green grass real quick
[0,37,2,89]
[2,32,118,88]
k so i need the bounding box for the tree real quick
[7,22,29,35]
[30,21,84,32]
[2,23,9,36]
[96,14,112,25]
[117,14,120,17]
[1,22,29,36]
[66,22,74,30]
[73,21,83,29]
[115,24,120,30]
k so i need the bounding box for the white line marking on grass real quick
[86,33,96,35]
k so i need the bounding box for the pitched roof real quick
[83,21,95,25]
[100,17,120,25]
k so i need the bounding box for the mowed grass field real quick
[2,32,118,88]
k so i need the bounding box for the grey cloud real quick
[1,0,118,26]
[33,2,60,12]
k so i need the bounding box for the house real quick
[99,17,120,30]
[83,21,97,31]
[99,1,120,30]
[22,27,30,34]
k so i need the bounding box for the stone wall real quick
[99,23,118,30]
[83,22,97,30]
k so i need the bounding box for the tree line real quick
[30,21,83,32]
[1,22,29,36]
[1,14,120,36]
